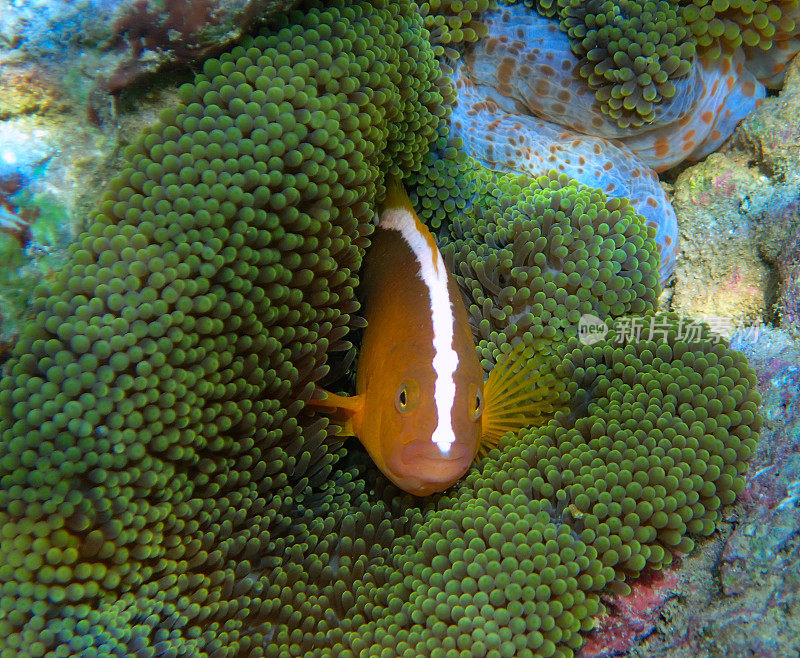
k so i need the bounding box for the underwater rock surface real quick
[0,0,299,93]
[775,219,800,337]
[670,151,774,333]
[671,53,800,338]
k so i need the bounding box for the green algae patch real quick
[421,0,499,60]
[681,0,799,58]
[0,1,449,654]
[440,169,661,369]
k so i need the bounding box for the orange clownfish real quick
[309,178,558,496]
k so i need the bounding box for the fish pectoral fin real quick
[478,341,569,460]
[307,388,364,438]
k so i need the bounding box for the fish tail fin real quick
[478,341,567,460]
[307,388,364,438]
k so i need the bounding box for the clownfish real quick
[309,178,558,496]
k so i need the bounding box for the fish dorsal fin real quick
[478,341,568,459]
[384,175,414,212]
[307,388,364,439]
[379,176,442,275]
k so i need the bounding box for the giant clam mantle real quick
[450,2,800,283]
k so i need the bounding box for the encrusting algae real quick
[0,0,767,656]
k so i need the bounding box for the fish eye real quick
[469,383,484,421]
[395,380,419,414]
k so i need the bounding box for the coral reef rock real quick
[671,53,800,336]
[671,150,774,333]
[0,0,299,95]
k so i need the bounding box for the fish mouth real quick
[384,440,473,495]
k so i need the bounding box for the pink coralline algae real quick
[450,3,793,284]
[580,570,681,657]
